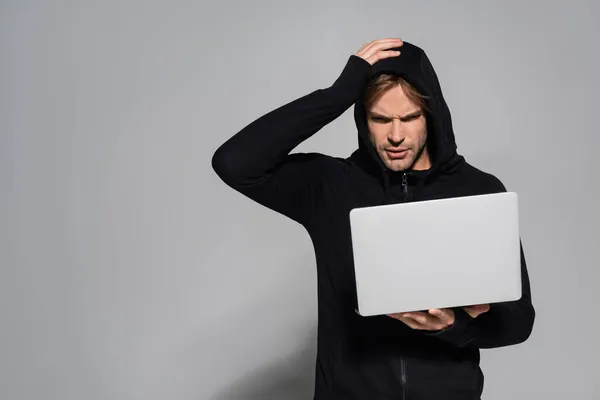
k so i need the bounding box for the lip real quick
[386,149,409,159]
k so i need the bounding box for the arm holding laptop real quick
[389,242,534,349]
[388,180,536,349]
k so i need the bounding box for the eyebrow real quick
[369,110,423,121]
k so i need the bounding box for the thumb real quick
[464,304,490,317]
[466,304,489,311]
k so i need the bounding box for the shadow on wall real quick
[210,327,317,400]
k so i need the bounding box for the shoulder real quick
[460,162,507,194]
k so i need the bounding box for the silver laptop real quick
[349,192,522,317]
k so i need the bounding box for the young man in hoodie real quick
[212,38,535,400]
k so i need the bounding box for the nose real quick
[388,118,405,145]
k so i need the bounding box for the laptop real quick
[349,192,522,317]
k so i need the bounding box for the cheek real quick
[368,126,387,147]
[419,122,428,144]
[408,125,427,145]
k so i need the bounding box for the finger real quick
[429,308,454,325]
[421,309,453,330]
[390,312,447,331]
[377,39,404,49]
[463,307,477,318]
[372,38,404,44]
[404,319,425,330]
[429,308,444,320]
[475,304,490,316]
[467,304,489,310]
[370,39,404,51]
[404,313,446,330]
[376,50,402,61]
[398,315,427,330]
[360,47,400,61]
[374,37,404,42]
[404,312,435,326]
[387,313,413,322]
[364,50,400,65]
[388,313,426,329]
[362,41,403,57]
[357,39,403,59]
[362,38,403,50]
[464,304,489,318]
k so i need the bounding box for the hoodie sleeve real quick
[211,55,372,225]
[425,178,536,348]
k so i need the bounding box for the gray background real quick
[2,1,598,399]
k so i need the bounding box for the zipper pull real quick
[402,172,408,201]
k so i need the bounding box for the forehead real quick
[368,85,420,115]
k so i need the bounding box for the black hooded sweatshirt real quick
[211,42,535,400]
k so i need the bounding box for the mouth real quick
[385,149,409,159]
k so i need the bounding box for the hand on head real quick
[354,38,404,66]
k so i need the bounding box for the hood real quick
[351,41,464,184]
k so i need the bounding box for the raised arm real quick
[212,39,405,225]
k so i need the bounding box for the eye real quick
[371,116,389,123]
[402,114,421,122]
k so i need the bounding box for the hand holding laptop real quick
[349,192,521,318]
[387,304,490,331]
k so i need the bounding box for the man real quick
[212,39,535,399]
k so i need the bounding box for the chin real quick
[387,162,409,172]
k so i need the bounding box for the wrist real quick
[327,55,372,104]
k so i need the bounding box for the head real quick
[364,74,431,172]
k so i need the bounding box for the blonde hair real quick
[363,74,429,112]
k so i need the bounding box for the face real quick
[366,85,431,172]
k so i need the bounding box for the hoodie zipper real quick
[402,172,408,202]
[401,357,407,399]
[401,172,408,399]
